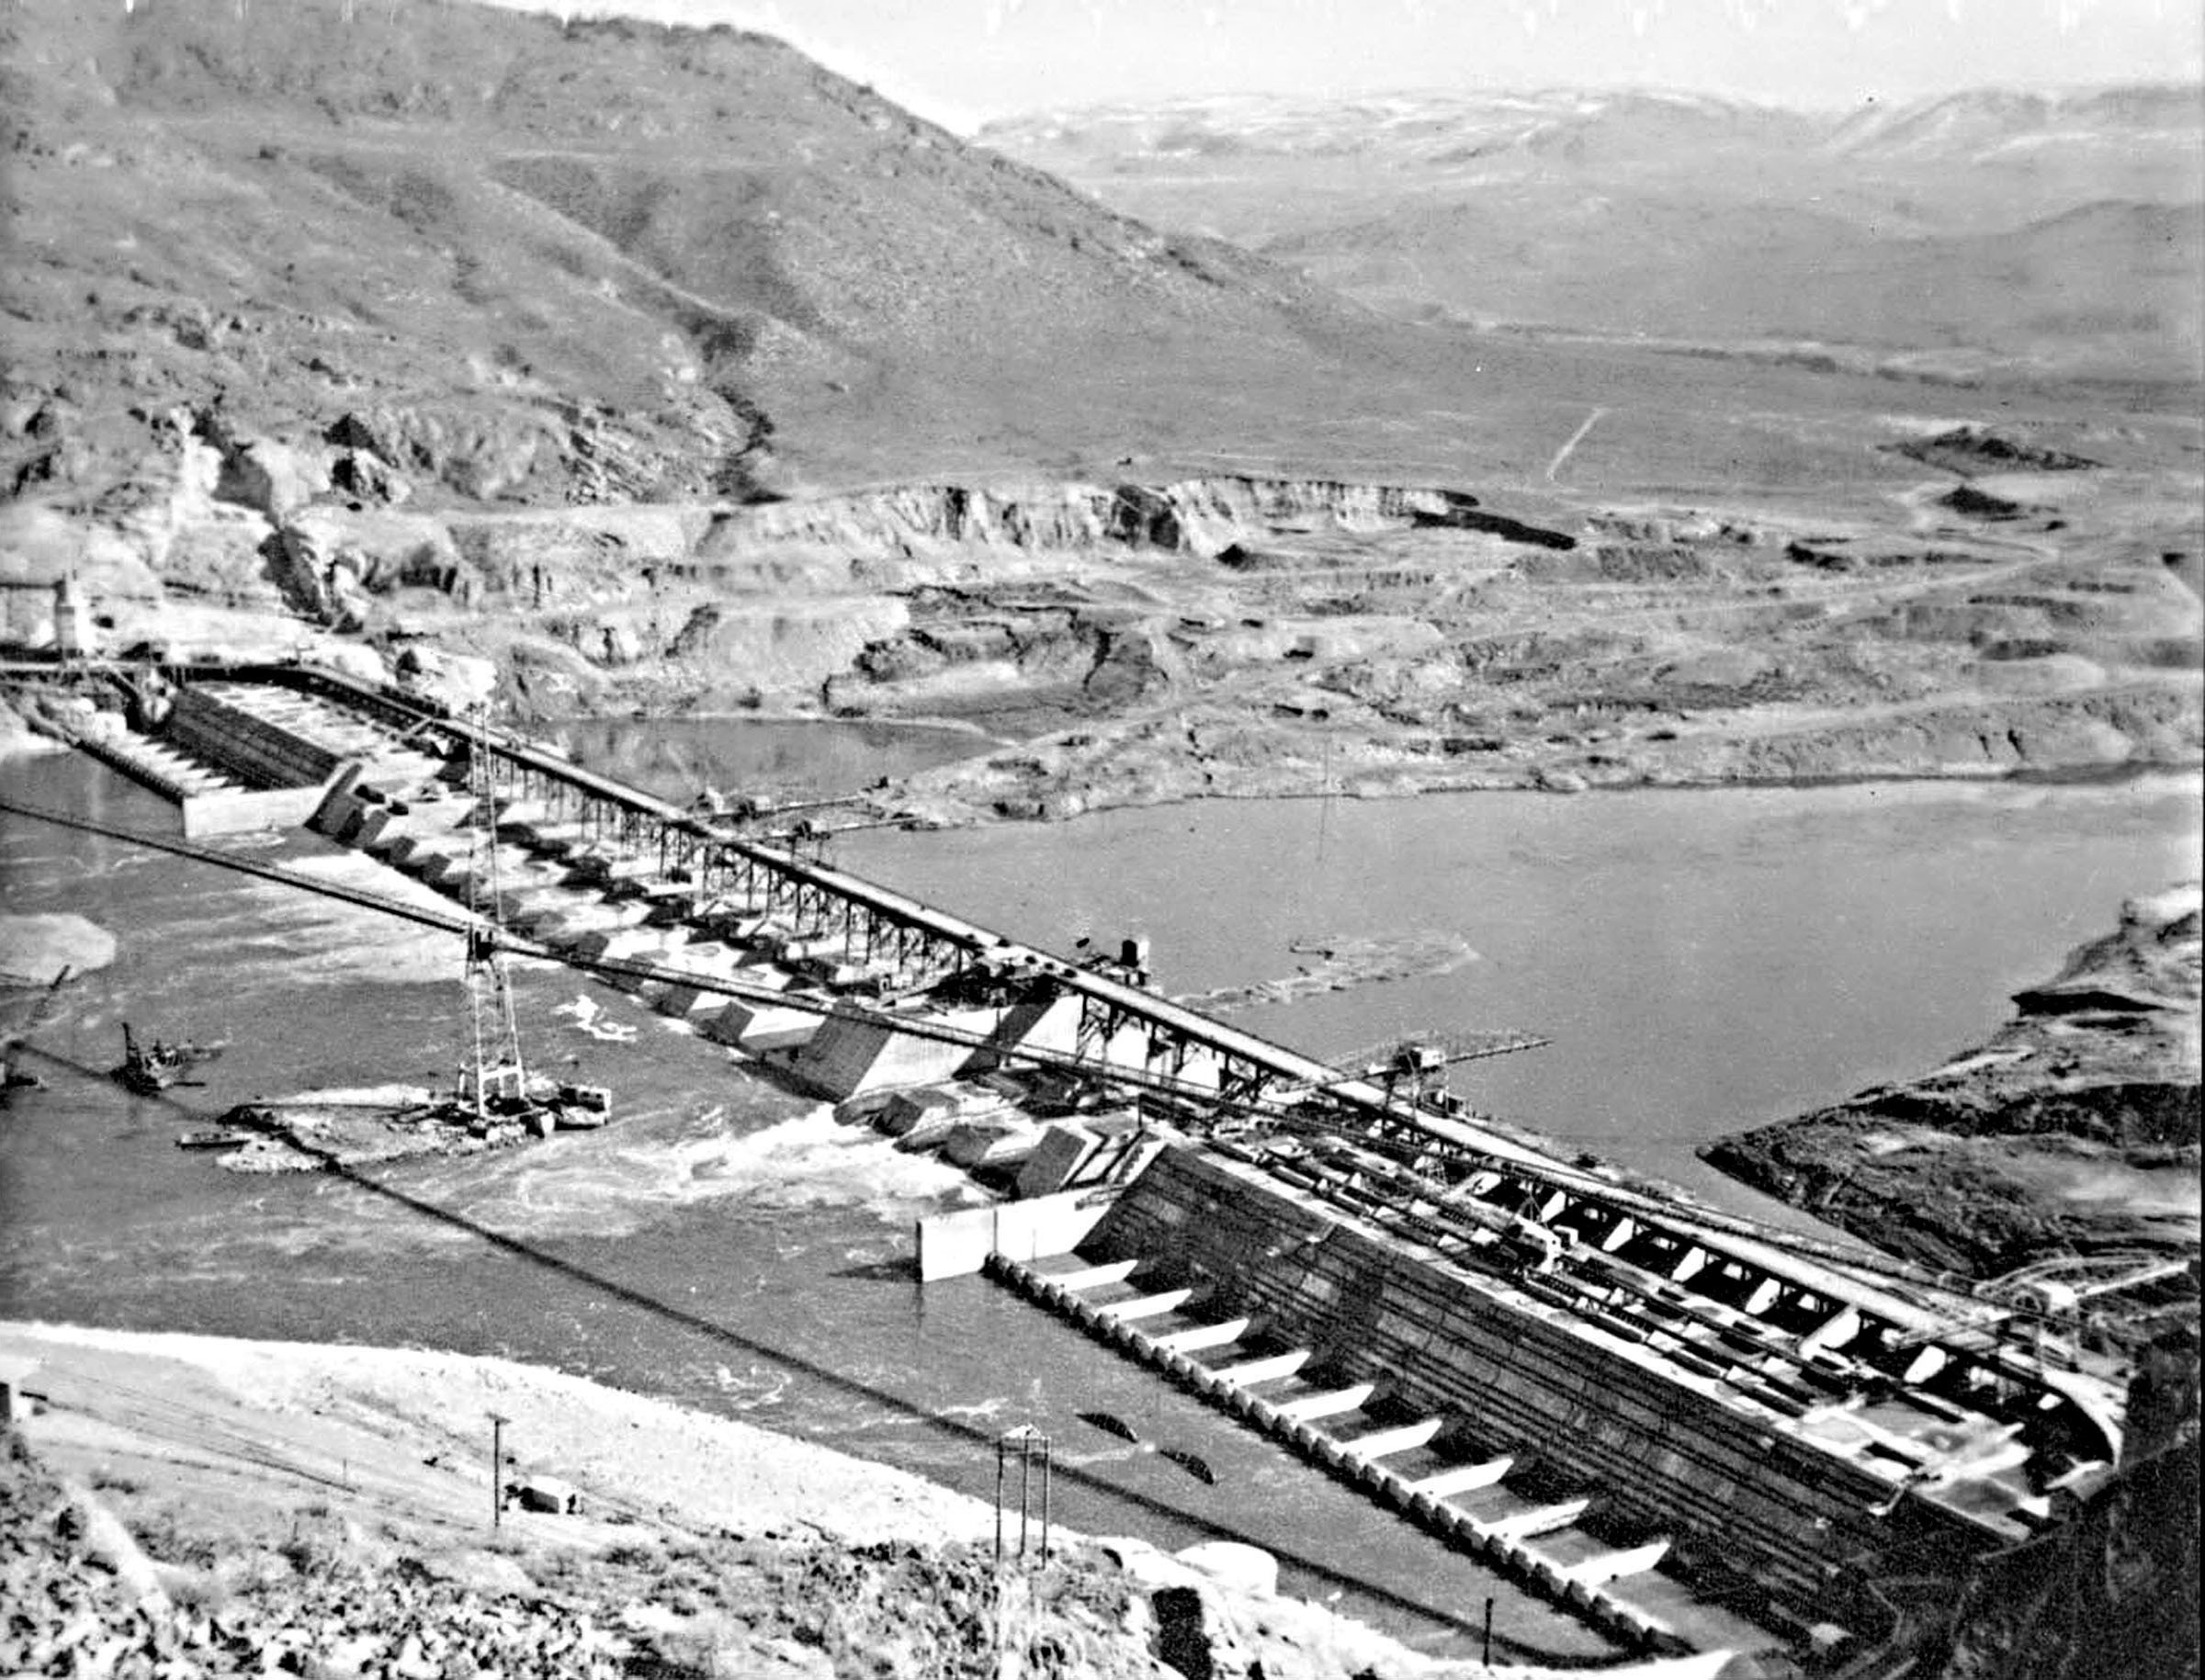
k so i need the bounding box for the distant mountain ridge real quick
[980,80,2204,382]
[987,81,2203,173]
[1823,82,2205,161]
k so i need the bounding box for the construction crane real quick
[2,965,76,1096]
[1316,1027,1551,1111]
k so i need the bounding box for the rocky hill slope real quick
[0,0,1363,500]
[1,0,2198,820]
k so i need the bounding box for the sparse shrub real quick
[165,1568,232,1615]
[537,1548,589,1584]
[278,1510,345,1577]
[646,1610,751,1678]
[131,1502,229,1569]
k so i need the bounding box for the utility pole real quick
[490,1412,509,1529]
[994,1426,1051,1566]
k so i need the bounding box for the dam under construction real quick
[4,657,2187,1680]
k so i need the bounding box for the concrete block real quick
[1342,1417,1443,1461]
[654,983,729,1019]
[915,1205,998,1283]
[349,805,401,849]
[570,926,684,964]
[312,783,368,840]
[1051,1257,1140,1292]
[1486,1498,1592,1540]
[179,784,333,838]
[1099,1287,1195,1324]
[1565,1539,1671,1588]
[943,1118,1043,1170]
[701,998,825,1054]
[1012,1122,1102,1199]
[779,1002,995,1099]
[1275,1382,1375,1423]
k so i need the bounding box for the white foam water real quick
[411,1103,987,1242]
[554,993,640,1043]
[218,856,484,987]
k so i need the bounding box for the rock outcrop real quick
[1702,884,2200,1291]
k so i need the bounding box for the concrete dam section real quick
[10,658,2172,1678]
[970,1144,2113,1667]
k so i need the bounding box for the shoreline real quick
[855,758,2201,841]
[867,750,2204,830]
[8,675,2199,812]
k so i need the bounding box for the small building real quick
[51,578,92,660]
[504,1473,582,1515]
[0,1353,42,1426]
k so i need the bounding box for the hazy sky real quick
[489,0,2205,131]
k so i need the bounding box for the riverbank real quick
[1702,882,2200,1329]
[0,1322,1730,1680]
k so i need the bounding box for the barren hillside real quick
[1,0,2198,818]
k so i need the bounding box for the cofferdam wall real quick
[1083,1146,1996,1633]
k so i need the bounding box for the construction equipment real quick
[1318,1028,1551,1109]
[2,965,74,1095]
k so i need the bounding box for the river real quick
[1,728,2195,1661]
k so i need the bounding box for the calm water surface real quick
[2,727,2195,1660]
[555,715,997,806]
[841,772,2201,1205]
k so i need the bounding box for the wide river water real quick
[1,726,2196,1662]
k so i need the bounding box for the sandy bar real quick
[1,1320,1740,1680]
[0,1318,998,1550]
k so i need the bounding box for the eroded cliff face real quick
[16,432,1580,714]
[7,390,2200,814]
[679,477,1520,572]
